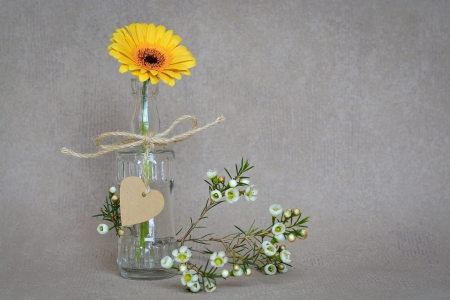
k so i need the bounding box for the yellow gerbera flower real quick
[108,23,196,86]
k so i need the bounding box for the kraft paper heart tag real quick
[120,176,164,227]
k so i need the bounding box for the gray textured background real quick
[1,0,449,299]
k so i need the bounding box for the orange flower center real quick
[133,43,172,71]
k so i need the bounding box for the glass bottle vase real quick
[116,78,176,280]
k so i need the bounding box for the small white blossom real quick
[97,224,109,234]
[221,269,230,278]
[239,178,250,185]
[264,264,277,275]
[244,185,258,201]
[172,245,192,263]
[189,281,201,293]
[272,223,286,235]
[109,187,116,194]
[206,169,218,179]
[225,188,239,203]
[232,268,243,277]
[269,204,283,217]
[181,269,198,287]
[228,179,238,188]
[275,234,285,242]
[160,256,173,269]
[280,249,292,264]
[210,189,222,201]
[210,251,228,268]
[205,282,216,293]
[263,244,277,256]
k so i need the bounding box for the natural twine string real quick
[61,115,225,194]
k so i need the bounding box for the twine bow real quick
[61,115,225,194]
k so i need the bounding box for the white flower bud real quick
[299,229,307,238]
[269,204,283,217]
[288,233,296,242]
[206,169,218,179]
[109,187,116,194]
[293,208,301,216]
[228,179,238,188]
[221,269,230,278]
[275,234,285,241]
[179,263,187,272]
[232,268,243,277]
[161,256,173,269]
[111,194,119,202]
[283,209,292,219]
[239,178,250,185]
[97,224,109,234]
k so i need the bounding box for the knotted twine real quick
[61,115,225,194]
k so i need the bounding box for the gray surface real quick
[1,0,450,299]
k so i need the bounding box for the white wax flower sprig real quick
[95,158,309,293]
[159,158,310,293]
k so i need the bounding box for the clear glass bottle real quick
[116,78,176,280]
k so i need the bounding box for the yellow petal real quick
[119,65,129,73]
[119,28,136,48]
[128,65,141,71]
[113,33,132,49]
[159,30,173,48]
[180,60,196,68]
[110,43,133,59]
[131,70,141,76]
[162,70,181,80]
[178,69,191,76]
[118,56,135,65]
[139,72,150,82]
[149,69,158,76]
[136,23,145,43]
[170,55,195,64]
[126,24,140,45]
[158,72,175,86]
[167,35,182,49]
[171,45,189,56]
[149,73,159,84]
[146,23,156,44]
[166,63,189,71]
[109,50,121,59]
[155,25,166,44]
[140,23,148,37]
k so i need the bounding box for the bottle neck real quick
[131,78,160,135]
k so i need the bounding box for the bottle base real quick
[120,268,175,280]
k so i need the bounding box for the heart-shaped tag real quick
[120,176,165,227]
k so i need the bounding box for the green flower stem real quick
[137,79,151,261]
